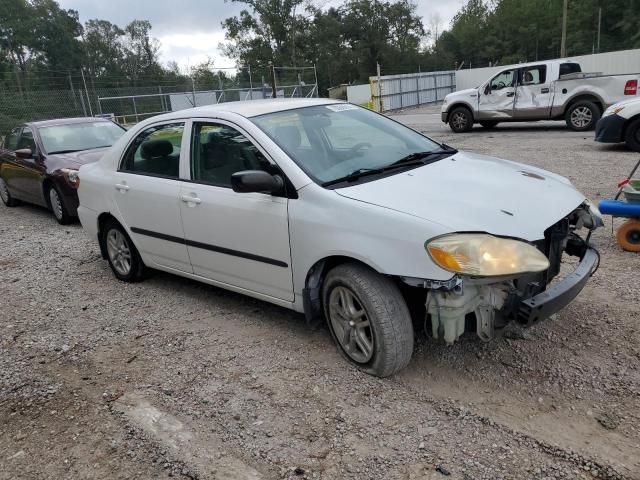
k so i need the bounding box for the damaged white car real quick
[77,98,603,377]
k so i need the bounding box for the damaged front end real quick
[416,203,602,344]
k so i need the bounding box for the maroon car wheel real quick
[0,177,19,207]
[47,184,72,225]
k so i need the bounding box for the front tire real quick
[448,107,474,133]
[47,184,73,225]
[102,220,147,282]
[322,263,414,377]
[624,117,640,152]
[566,101,601,131]
[0,177,18,207]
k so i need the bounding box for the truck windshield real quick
[251,104,443,185]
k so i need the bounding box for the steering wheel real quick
[497,81,506,89]
[348,142,372,157]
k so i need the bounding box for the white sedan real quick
[78,98,602,377]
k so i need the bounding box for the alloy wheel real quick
[571,106,593,129]
[452,112,468,130]
[106,229,132,276]
[328,286,374,364]
[49,188,63,220]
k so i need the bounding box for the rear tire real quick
[624,117,640,152]
[566,100,601,131]
[102,219,147,282]
[616,219,640,252]
[47,184,73,225]
[448,107,473,133]
[322,263,414,377]
[479,121,499,129]
[0,177,18,207]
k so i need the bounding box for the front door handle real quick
[180,194,202,205]
[115,183,130,192]
[541,87,550,94]
[506,92,515,97]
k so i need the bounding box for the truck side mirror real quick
[484,84,491,95]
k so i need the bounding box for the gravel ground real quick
[1,105,639,480]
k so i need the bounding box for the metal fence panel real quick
[370,70,456,112]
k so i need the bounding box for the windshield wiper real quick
[388,148,457,167]
[47,149,82,155]
[322,168,385,187]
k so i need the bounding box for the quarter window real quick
[121,123,184,178]
[190,123,271,188]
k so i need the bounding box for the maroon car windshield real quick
[39,122,125,154]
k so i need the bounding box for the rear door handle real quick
[541,87,550,94]
[180,194,201,205]
[506,92,515,97]
[115,183,130,192]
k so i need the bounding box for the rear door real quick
[112,121,191,273]
[514,64,552,119]
[178,120,293,301]
[478,68,517,120]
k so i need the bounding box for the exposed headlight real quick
[61,168,80,188]
[426,233,549,277]
[585,200,604,228]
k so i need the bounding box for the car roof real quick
[150,98,344,122]
[26,117,112,128]
[493,59,580,71]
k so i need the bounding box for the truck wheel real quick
[322,263,414,377]
[624,117,640,152]
[479,121,499,129]
[616,219,640,252]
[566,101,601,131]
[449,107,473,133]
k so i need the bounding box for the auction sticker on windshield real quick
[326,103,360,112]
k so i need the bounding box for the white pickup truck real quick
[441,59,640,132]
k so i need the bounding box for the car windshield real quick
[39,121,125,154]
[251,104,444,185]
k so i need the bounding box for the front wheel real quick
[566,101,601,131]
[102,220,147,282]
[0,177,19,207]
[322,263,414,377]
[47,184,72,225]
[448,107,473,133]
[624,117,640,152]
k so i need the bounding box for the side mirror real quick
[231,170,284,194]
[484,84,491,95]
[15,148,32,159]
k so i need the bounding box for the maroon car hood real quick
[50,147,109,168]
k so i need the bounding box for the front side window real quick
[39,121,125,154]
[17,127,36,152]
[3,128,21,150]
[191,122,271,188]
[252,104,443,185]
[521,66,547,85]
[490,70,515,91]
[121,123,184,178]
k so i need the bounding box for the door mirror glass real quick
[231,170,283,194]
[15,148,32,159]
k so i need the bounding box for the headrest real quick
[274,126,301,149]
[141,139,173,159]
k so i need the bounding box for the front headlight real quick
[61,168,80,188]
[426,233,550,277]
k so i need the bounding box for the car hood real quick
[48,147,109,168]
[335,151,586,241]
[443,88,478,105]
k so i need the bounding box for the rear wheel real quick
[479,121,499,129]
[0,177,18,207]
[47,184,72,225]
[566,101,601,131]
[448,107,473,133]
[624,117,640,152]
[102,220,147,282]
[616,219,640,252]
[322,263,414,377]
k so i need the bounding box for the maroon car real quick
[0,117,125,224]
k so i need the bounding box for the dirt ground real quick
[1,106,639,480]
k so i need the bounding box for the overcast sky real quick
[57,0,465,71]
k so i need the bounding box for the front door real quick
[478,68,517,120]
[2,127,45,204]
[112,121,191,273]
[179,121,293,302]
[514,64,552,119]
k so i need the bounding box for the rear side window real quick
[3,128,21,150]
[559,63,581,77]
[120,123,184,178]
[521,65,547,85]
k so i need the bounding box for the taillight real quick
[624,79,637,95]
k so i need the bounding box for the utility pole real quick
[560,0,568,57]
[597,7,602,54]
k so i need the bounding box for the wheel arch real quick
[622,112,640,141]
[447,102,475,121]
[41,176,55,207]
[97,212,121,259]
[563,94,604,115]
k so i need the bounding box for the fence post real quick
[376,62,383,113]
[80,68,93,116]
[269,63,277,98]
[416,74,420,106]
[313,63,319,98]
[248,64,253,99]
[191,76,196,107]
[132,97,138,124]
